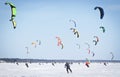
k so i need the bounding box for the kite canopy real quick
[32,42,37,48]
[93,36,99,45]
[99,26,105,33]
[91,52,95,57]
[94,6,104,19]
[70,28,79,38]
[85,42,90,49]
[69,19,76,27]
[76,44,80,49]
[12,20,16,29]
[5,2,16,21]
[56,36,64,49]
[5,2,17,29]
[110,52,114,60]
[36,40,41,45]
[25,47,29,54]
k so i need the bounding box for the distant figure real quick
[64,62,72,73]
[25,63,29,68]
[29,61,32,64]
[52,63,55,66]
[104,62,107,66]
[16,62,19,65]
[85,61,90,68]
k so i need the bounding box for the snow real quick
[0,63,120,77]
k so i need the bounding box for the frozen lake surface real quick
[0,63,120,77]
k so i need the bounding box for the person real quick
[25,63,29,68]
[104,62,107,66]
[85,61,90,68]
[64,62,72,73]
[52,62,55,66]
[16,62,19,65]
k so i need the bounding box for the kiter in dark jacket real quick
[64,62,72,73]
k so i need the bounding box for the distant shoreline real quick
[0,58,120,63]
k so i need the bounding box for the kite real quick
[99,26,105,33]
[85,42,90,49]
[93,36,99,42]
[25,47,29,54]
[94,6,104,19]
[93,40,97,46]
[70,28,79,38]
[12,20,16,29]
[110,52,114,60]
[87,49,90,54]
[5,2,16,21]
[69,19,76,27]
[76,44,80,49]
[93,36,99,45]
[31,42,37,48]
[85,43,90,54]
[56,36,64,49]
[36,40,41,45]
[91,52,95,57]
[60,43,64,49]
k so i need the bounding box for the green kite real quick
[5,2,16,21]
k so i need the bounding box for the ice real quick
[0,63,120,77]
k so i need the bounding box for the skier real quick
[64,62,72,73]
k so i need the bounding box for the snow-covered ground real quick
[0,62,120,77]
